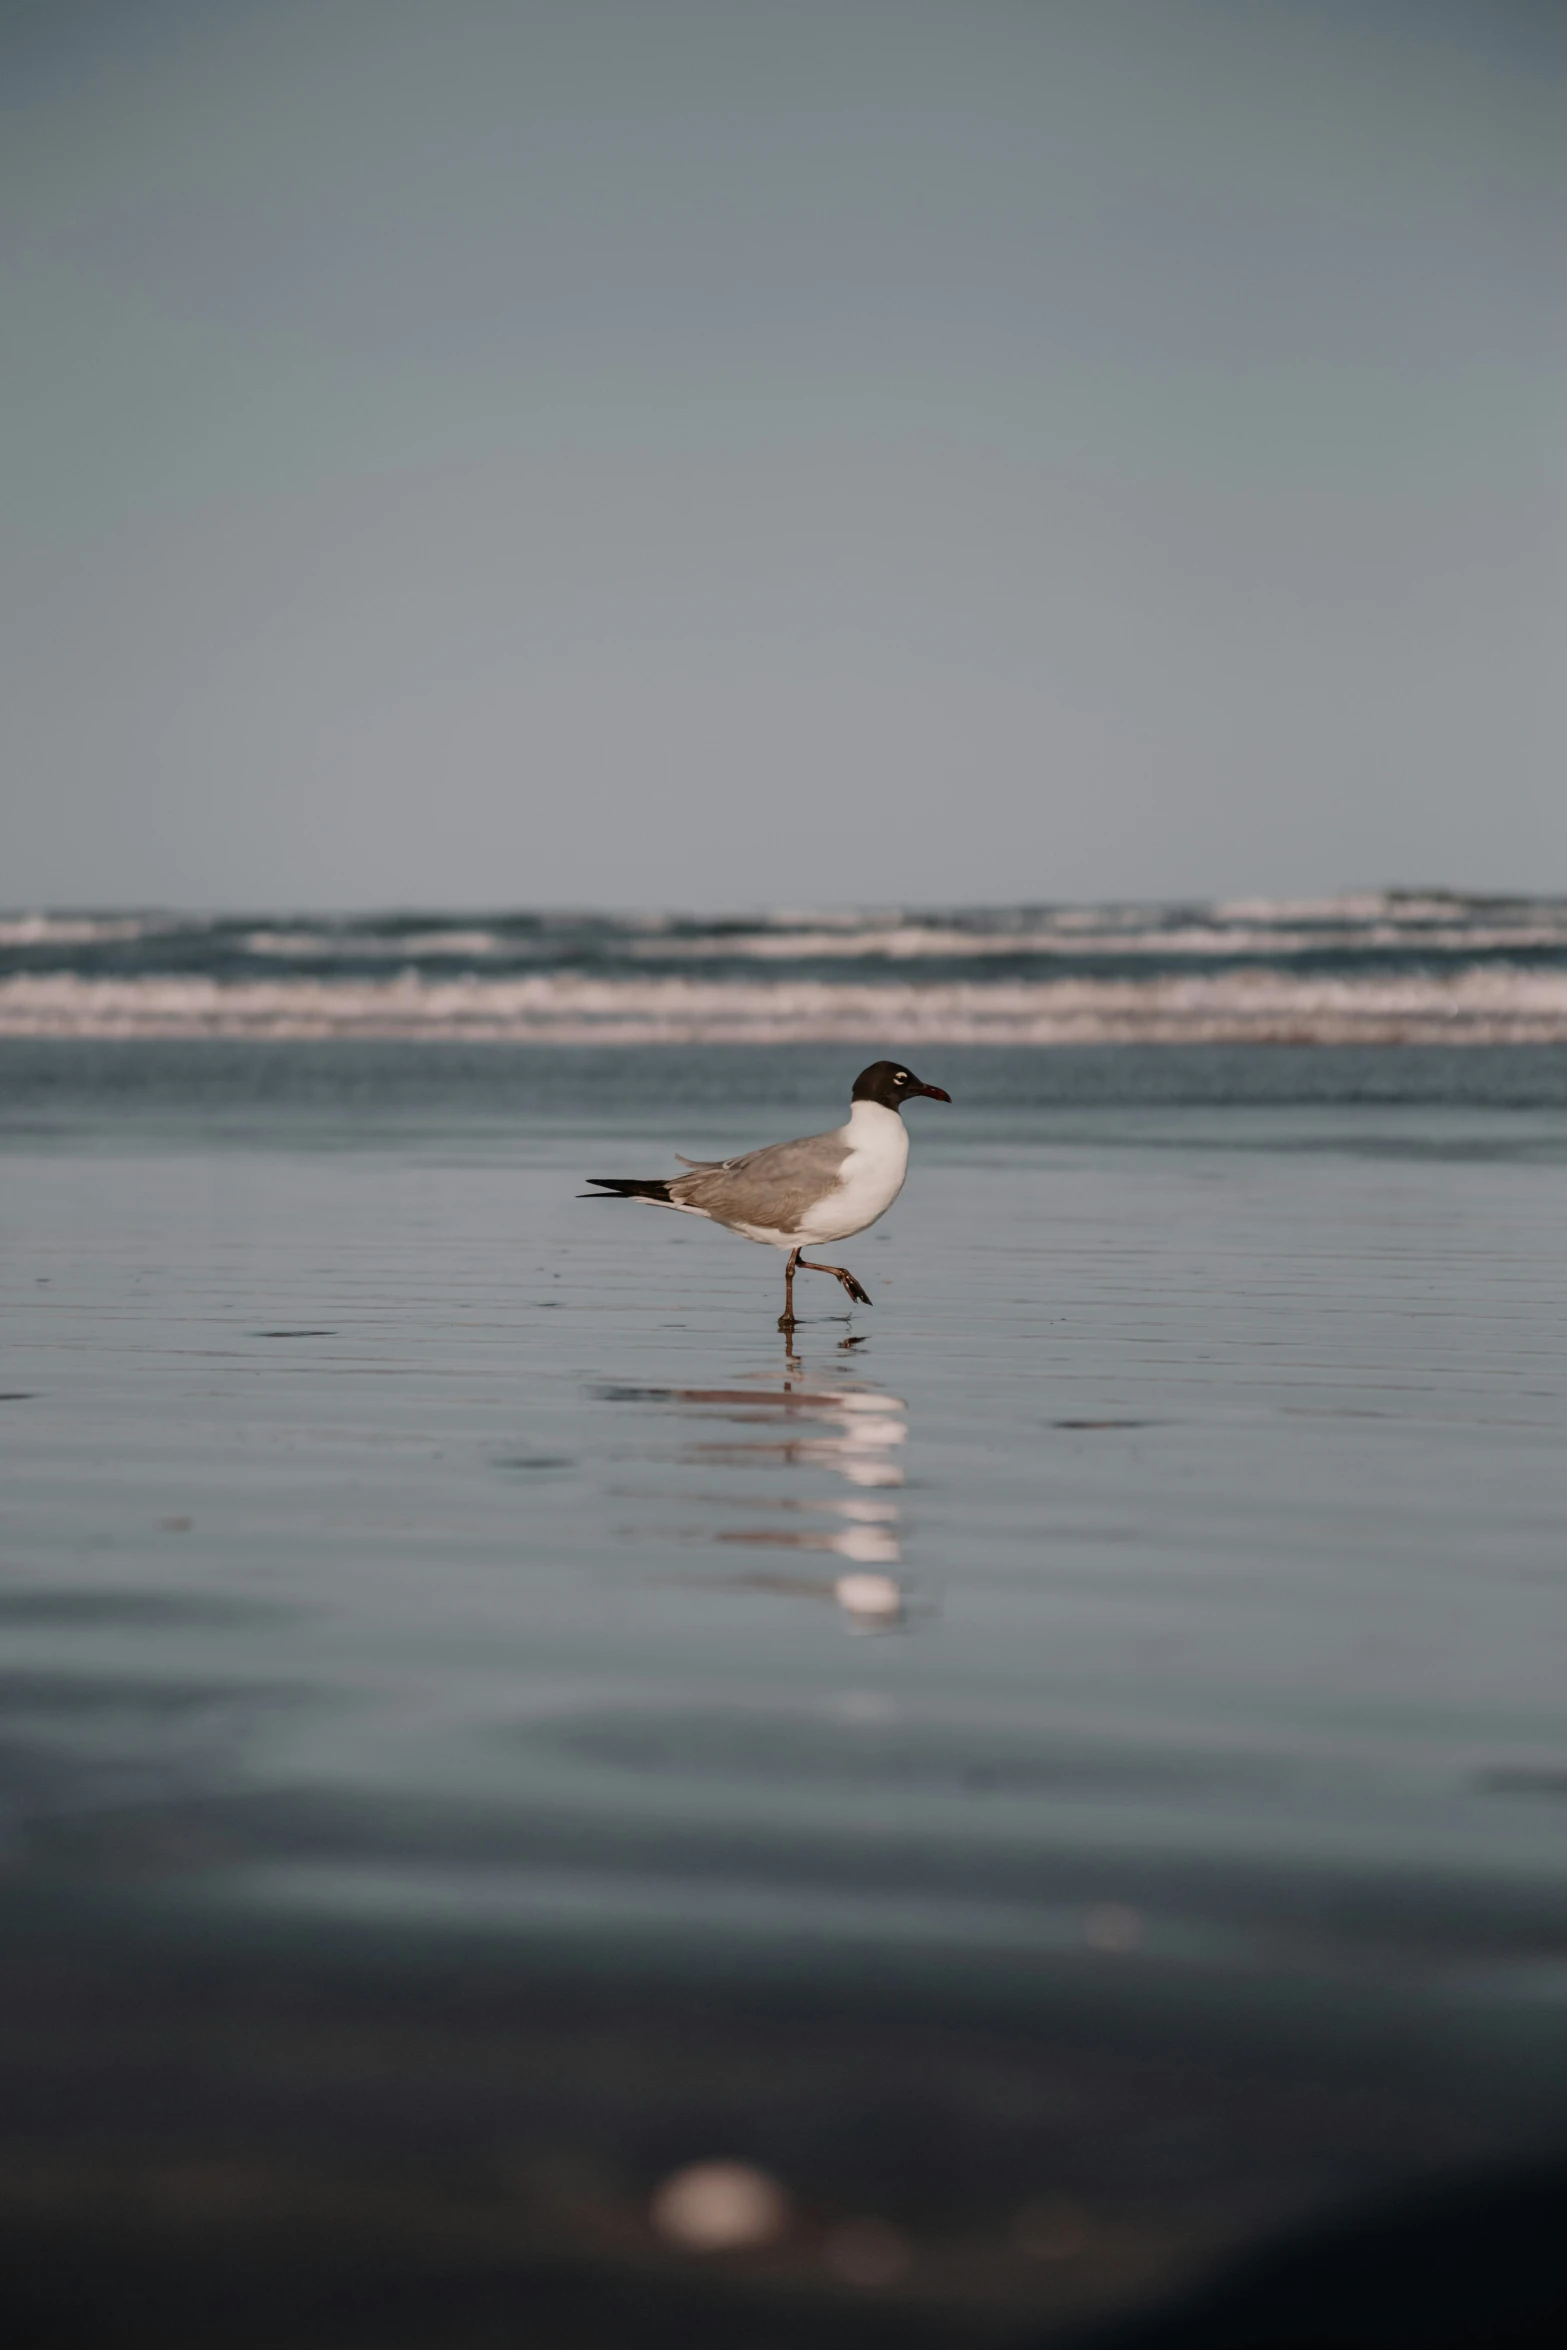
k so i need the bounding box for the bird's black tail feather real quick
[578,1177,675,1202]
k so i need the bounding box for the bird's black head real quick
[851,1060,952,1110]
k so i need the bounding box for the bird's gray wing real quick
[675,1153,730,1169]
[669,1128,849,1232]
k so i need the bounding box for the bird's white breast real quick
[800,1099,910,1244]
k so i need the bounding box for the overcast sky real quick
[2,0,1562,911]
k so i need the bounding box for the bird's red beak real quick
[911,1084,951,1102]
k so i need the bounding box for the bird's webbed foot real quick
[798,1256,872,1308]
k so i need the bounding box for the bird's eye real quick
[894,1071,908,1083]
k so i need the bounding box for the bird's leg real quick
[796,1254,873,1308]
[778,1247,801,1331]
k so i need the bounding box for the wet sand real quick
[3,1042,1567,2342]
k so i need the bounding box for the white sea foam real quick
[0,913,176,947]
[243,928,512,960]
[7,966,1567,1044]
[1212,891,1515,925]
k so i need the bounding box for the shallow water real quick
[4,1040,1567,2337]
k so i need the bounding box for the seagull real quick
[581,1060,951,1329]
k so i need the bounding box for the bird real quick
[581,1060,952,1329]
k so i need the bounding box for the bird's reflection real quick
[597,1336,912,1631]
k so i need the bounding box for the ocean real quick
[7,889,1567,1044]
[3,898,1567,2345]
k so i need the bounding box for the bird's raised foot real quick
[797,1255,872,1308]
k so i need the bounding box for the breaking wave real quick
[5,894,1567,1044]
[6,967,1567,1045]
